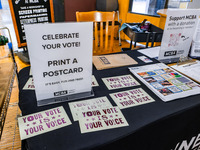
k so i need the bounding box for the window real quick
[129,0,191,16]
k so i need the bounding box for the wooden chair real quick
[76,11,115,55]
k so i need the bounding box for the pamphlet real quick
[129,63,200,102]
[110,88,155,109]
[68,96,113,121]
[18,106,71,140]
[93,54,138,70]
[102,74,140,90]
[78,106,129,133]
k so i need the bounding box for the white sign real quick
[18,106,71,140]
[25,22,93,105]
[158,9,200,61]
[78,107,129,133]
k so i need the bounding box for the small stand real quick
[37,90,94,106]
[177,55,197,66]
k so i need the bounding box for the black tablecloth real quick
[18,50,200,150]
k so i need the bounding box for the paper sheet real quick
[171,61,200,83]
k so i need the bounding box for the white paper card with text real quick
[23,77,35,90]
[102,75,140,90]
[110,88,155,109]
[78,107,129,133]
[69,97,113,121]
[24,22,93,105]
[92,75,99,87]
[18,106,71,140]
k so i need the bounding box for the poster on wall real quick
[158,9,200,63]
[8,0,54,47]
[24,22,93,106]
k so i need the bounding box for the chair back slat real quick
[76,11,115,55]
[100,22,103,50]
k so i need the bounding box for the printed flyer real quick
[102,75,140,90]
[129,63,200,102]
[25,22,93,106]
[110,88,155,109]
[78,106,129,133]
[159,9,200,62]
[23,77,35,90]
[18,106,71,140]
[68,97,113,121]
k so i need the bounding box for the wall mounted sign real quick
[8,0,54,47]
[25,22,93,106]
[158,9,200,63]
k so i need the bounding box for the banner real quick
[25,22,93,106]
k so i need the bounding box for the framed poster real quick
[8,0,55,47]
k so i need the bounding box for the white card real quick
[69,96,113,121]
[23,77,35,90]
[110,88,155,109]
[92,75,99,87]
[102,75,140,90]
[78,107,129,133]
[18,106,71,140]
[137,56,153,63]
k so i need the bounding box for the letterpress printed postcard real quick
[102,75,140,90]
[110,88,155,109]
[92,75,99,87]
[18,106,71,140]
[23,77,35,90]
[78,106,129,133]
[69,97,113,121]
